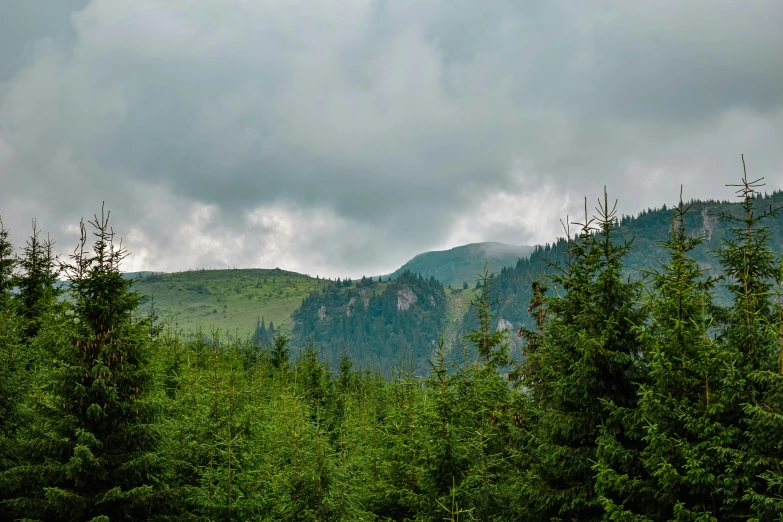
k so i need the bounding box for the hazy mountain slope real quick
[129,268,329,338]
[391,242,535,287]
[466,190,783,342]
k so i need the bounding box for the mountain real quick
[465,190,783,345]
[129,268,330,338]
[391,242,535,287]
[75,190,783,371]
[290,272,448,372]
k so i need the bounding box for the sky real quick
[1,0,782,278]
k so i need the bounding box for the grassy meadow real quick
[131,268,330,338]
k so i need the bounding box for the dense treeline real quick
[475,186,783,334]
[291,272,447,373]
[2,168,783,520]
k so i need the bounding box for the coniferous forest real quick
[3,168,783,521]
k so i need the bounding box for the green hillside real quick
[291,271,448,372]
[467,190,783,337]
[130,268,329,338]
[391,241,535,287]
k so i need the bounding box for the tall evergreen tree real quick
[714,160,783,519]
[464,266,510,373]
[0,217,15,304]
[15,220,61,339]
[519,191,647,521]
[271,331,291,371]
[0,217,24,510]
[10,206,172,521]
[595,191,724,520]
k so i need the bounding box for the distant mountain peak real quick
[392,241,535,287]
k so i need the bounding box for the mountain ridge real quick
[391,241,535,287]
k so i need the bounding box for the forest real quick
[290,271,447,374]
[2,168,783,521]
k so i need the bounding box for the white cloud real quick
[1,0,782,277]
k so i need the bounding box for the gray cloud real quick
[1,0,782,277]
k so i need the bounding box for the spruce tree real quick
[519,191,647,521]
[714,160,783,519]
[271,331,291,371]
[464,266,510,373]
[0,218,25,510]
[11,206,172,521]
[0,217,14,303]
[751,253,783,516]
[191,331,260,521]
[596,191,724,520]
[14,220,61,340]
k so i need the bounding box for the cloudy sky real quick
[2,1,782,278]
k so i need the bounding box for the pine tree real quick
[464,266,510,373]
[14,220,61,339]
[519,191,647,521]
[714,160,783,519]
[751,253,783,515]
[11,206,172,521]
[194,331,260,521]
[0,217,15,304]
[417,337,471,520]
[596,191,723,520]
[0,218,25,509]
[271,331,291,371]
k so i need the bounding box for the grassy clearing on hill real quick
[130,268,329,338]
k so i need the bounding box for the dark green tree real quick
[713,161,783,519]
[14,220,61,339]
[595,191,723,520]
[464,266,510,373]
[0,218,24,510]
[519,191,647,521]
[0,217,15,304]
[10,207,172,521]
[271,331,291,371]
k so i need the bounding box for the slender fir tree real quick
[595,190,723,521]
[714,159,783,519]
[10,206,173,521]
[0,217,15,305]
[14,220,61,339]
[271,331,291,371]
[0,218,24,511]
[520,191,647,521]
[464,266,510,373]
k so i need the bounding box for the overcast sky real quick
[1,1,782,278]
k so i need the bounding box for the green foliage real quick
[518,189,648,521]
[0,218,23,502]
[131,268,329,339]
[0,281,24,508]
[292,271,447,373]
[6,168,783,521]
[271,330,291,371]
[463,266,510,372]
[596,192,724,520]
[471,188,783,335]
[14,219,61,340]
[6,207,172,521]
[0,217,14,304]
[711,162,783,520]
